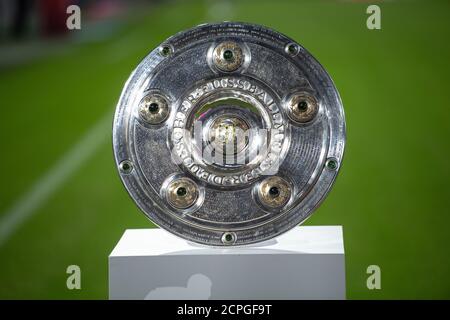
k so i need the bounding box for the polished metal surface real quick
[113,22,346,246]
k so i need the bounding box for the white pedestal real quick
[109,226,346,300]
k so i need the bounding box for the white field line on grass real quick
[0,113,111,247]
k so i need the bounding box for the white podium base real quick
[109,226,345,300]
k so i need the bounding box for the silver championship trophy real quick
[112,22,346,247]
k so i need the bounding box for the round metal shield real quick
[112,22,346,246]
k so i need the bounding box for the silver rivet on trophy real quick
[221,232,236,245]
[166,178,199,209]
[138,94,170,124]
[287,92,319,124]
[118,160,133,175]
[213,41,244,72]
[326,158,339,171]
[158,44,173,57]
[285,42,300,56]
[258,176,292,208]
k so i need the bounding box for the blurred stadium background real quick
[0,0,449,299]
